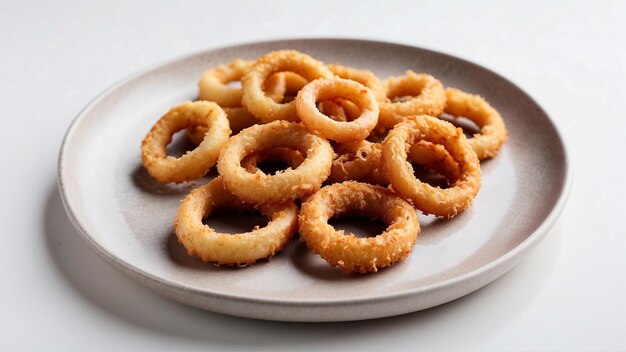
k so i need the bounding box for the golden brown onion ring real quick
[444,87,508,160]
[198,59,252,107]
[141,101,230,183]
[175,177,298,266]
[217,121,333,205]
[242,50,332,122]
[299,181,420,274]
[381,115,481,218]
[379,71,446,128]
[296,77,379,142]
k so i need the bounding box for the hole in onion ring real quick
[317,98,361,122]
[390,95,414,103]
[438,113,481,139]
[254,160,293,175]
[328,215,388,239]
[367,128,388,143]
[165,130,197,158]
[386,80,425,102]
[290,242,345,281]
[202,210,269,234]
[410,162,451,189]
[262,71,308,104]
[225,80,242,89]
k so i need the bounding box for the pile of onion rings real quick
[139,50,508,274]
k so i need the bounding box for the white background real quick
[1,1,625,351]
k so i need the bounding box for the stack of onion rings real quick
[137,49,508,273]
[242,50,333,122]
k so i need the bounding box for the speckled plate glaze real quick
[58,39,570,322]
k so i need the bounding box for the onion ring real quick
[328,64,387,101]
[240,147,304,173]
[217,120,333,204]
[198,59,253,107]
[328,140,381,183]
[381,115,481,218]
[296,77,379,142]
[186,107,258,145]
[379,71,446,128]
[174,177,298,266]
[241,50,333,122]
[141,101,230,183]
[298,181,420,274]
[444,87,508,160]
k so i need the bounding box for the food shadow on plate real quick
[416,208,473,247]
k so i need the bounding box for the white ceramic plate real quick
[58,39,570,322]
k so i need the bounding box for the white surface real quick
[0,0,624,350]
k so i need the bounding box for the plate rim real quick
[58,37,572,308]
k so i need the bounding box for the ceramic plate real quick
[58,39,570,322]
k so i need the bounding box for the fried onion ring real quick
[174,177,298,266]
[186,107,258,145]
[381,115,481,218]
[217,121,333,204]
[299,181,420,274]
[242,50,332,122]
[296,77,379,142]
[328,64,386,101]
[141,101,230,183]
[379,71,446,128]
[198,59,253,107]
[444,87,508,160]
